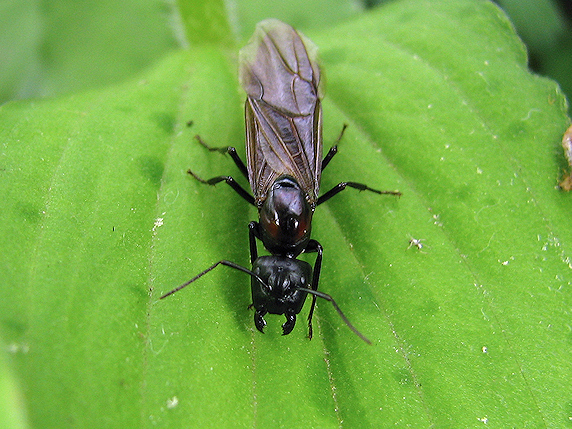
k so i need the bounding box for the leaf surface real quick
[0,0,570,427]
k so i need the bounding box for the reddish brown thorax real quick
[259,176,313,257]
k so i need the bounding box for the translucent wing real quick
[239,19,323,206]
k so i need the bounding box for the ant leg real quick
[188,169,255,206]
[319,125,401,205]
[301,240,371,343]
[303,239,323,339]
[194,135,249,179]
[321,124,347,171]
[248,221,260,264]
[317,182,401,206]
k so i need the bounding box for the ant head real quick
[251,255,312,318]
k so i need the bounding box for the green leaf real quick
[1,0,570,428]
[0,336,29,429]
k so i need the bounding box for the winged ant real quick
[160,20,400,343]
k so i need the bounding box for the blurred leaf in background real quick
[0,0,178,101]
